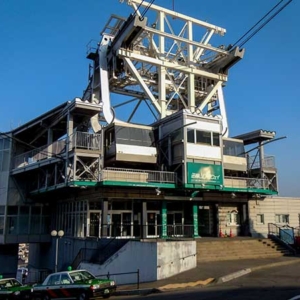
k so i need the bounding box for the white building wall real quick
[80,240,197,285]
[80,241,157,285]
[187,144,221,160]
[249,196,300,238]
[157,241,196,280]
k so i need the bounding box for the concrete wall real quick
[249,196,300,238]
[157,241,196,280]
[80,241,157,285]
[80,240,196,285]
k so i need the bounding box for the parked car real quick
[0,277,32,300]
[31,270,116,299]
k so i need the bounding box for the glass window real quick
[212,132,220,146]
[0,217,4,234]
[61,274,71,284]
[0,206,5,215]
[256,214,264,224]
[275,214,289,224]
[223,140,245,157]
[7,206,18,215]
[196,131,211,145]
[187,129,195,143]
[46,274,61,285]
[226,212,240,225]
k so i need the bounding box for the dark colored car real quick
[31,270,116,299]
[0,278,32,300]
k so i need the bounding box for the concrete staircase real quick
[197,238,293,262]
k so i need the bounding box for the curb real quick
[217,258,300,284]
[115,288,161,296]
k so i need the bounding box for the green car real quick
[0,278,32,300]
[32,270,116,300]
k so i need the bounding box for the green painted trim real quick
[193,204,200,238]
[161,201,168,239]
[222,187,278,195]
[182,184,277,195]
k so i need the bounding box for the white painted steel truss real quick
[85,0,244,137]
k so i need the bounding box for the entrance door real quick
[167,212,183,236]
[111,214,121,236]
[89,212,101,237]
[147,212,159,237]
[122,212,132,237]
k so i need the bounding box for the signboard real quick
[193,205,199,237]
[187,162,223,185]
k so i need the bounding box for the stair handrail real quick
[268,223,295,245]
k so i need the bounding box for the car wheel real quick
[44,295,50,300]
[78,292,88,300]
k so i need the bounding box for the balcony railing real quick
[248,155,276,169]
[224,176,269,190]
[100,167,177,184]
[13,132,101,169]
[70,131,101,151]
[13,139,66,169]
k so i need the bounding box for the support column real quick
[142,201,147,239]
[193,204,200,238]
[101,200,108,238]
[47,128,53,158]
[65,113,74,180]
[161,201,167,239]
[259,142,265,188]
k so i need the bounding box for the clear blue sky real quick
[0,0,299,197]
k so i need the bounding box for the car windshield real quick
[70,271,95,283]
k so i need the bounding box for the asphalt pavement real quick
[116,255,300,296]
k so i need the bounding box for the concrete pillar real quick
[259,142,265,188]
[101,200,108,238]
[161,201,167,239]
[142,201,147,239]
[193,204,200,238]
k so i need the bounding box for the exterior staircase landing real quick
[197,237,293,262]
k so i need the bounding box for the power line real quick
[233,0,293,48]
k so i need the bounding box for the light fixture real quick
[231,192,236,199]
[51,229,65,272]
[155,188,161,196]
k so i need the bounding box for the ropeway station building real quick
[0,0,296,280]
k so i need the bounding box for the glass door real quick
[122,212,132,237]
[88,211,101,237]
[147,212,159,237]
[111,214,121,237]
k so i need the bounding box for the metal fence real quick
[100,167,177,184]
[70,131,101,150]
[86,224,196,239]
[248,155,276,169]
[13,132,101,169]
[95,270,140,289]
[224,176,269,189]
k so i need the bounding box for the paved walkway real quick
[117,256,300,293]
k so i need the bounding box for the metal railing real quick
[13,132,102,169]
[70,131,101,151]
[268,223,295,245]
[248,155,276,169]
[224,176,269,189]
[13,139,66,169]
[96,269,140,289]
[100,167,177,184]
[86,224,196,239]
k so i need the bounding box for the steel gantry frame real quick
[84,0,245,137]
